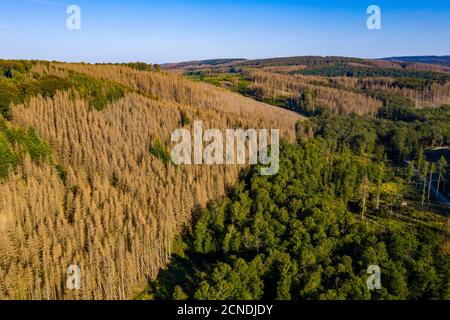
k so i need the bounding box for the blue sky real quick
[0,0,449,63]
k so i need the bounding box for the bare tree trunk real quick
[421,176,427,207]
[361,196,367,220]
[427,171,433,202]
[436,173,441,199]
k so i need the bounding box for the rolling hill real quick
[0,60,300,299]
[382,56,450,67]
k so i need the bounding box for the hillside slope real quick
[0,61,300,299]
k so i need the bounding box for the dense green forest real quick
[308,105,450,164]
[141,139,449,300]
[294,65,450,82]
[141,106,450,300]
[383,56,450,67]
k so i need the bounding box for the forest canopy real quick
[142,138,450,300]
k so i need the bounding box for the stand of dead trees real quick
[0,64,300,299]
[250,71,382,115]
